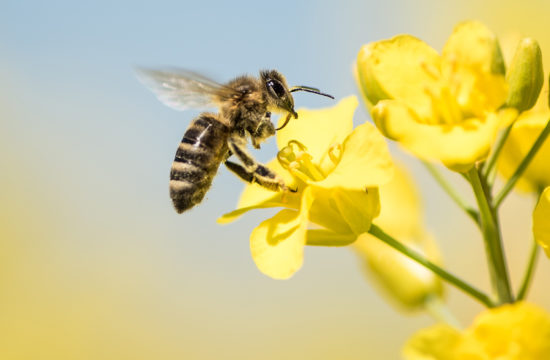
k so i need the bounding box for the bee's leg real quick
[227,137,289,192]
[224,160,254,183]
[250,112,275,149]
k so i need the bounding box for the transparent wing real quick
[136,68,232,111]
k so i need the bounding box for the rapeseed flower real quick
[219,96,394,279]
[357,21,515,172]
[403,302,550,359]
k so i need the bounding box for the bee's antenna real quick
[290,86,335,99]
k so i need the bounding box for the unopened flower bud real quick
[506,37,543,112]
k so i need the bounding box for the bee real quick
[137,68,333,213]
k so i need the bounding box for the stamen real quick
[296,152,325,181]
[277,140,327,182]
[287,140,308,151]
[328,144,342,165]
[420,60,440,80]
[287,162,312,183]
[423,84,462,125]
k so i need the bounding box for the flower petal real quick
[307,188,355,234]
[374,162,423,237]
[249,188,313,279]
[276,96,356,167]
[306,187,380,236]
[498,110,550,192]
[460,302,550,358]
[305,229,356,246]
[442,21,507,117]
[314,122,394,190]
[442,20,505,75]
[533,187,550,258]
[372,100,506,172]
[354,232,444,310]
[402,323,462,360]
[332,187,380,235]
[217,159,300,224]
[357,34,442,120]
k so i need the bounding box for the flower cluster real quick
[219,19,550,358]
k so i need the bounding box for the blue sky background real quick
[2,1,550,359]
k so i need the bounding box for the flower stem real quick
[494,117,550,208]
[422,161,479,225]
[424,296,462,329]
[468,167,513,304]
[482,121,515,181]
[368,224,495,308]
[517,238,540,301]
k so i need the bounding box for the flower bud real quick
[355,232,444,310]
[533,187,550,258]
[506,37,543,112]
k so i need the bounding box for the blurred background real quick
[2,0,550,358]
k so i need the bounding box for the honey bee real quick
[137,68,333,213]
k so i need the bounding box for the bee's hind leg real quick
[226,137,291,192]
[225,160,254,184]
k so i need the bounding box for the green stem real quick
[424,296,462,329]
[422,161,480,225]
[368,224,495,308]
[468,167,513,304]
[517,239,540,301]
[494,117,550,208]
[482,115,517,180]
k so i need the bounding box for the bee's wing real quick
[136,68,235,111]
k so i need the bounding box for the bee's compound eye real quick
[267,79,286,98]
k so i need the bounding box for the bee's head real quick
[261,70,297,120]
[261,69,335,130]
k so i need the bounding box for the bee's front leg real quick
[226,136,291,192]
[250,112,275,149]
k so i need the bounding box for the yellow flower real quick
[403,302,550,359]
[533,186,550,258]
[356,21,515,172]
[219,96,394,279]
[353,163,444,311]
[498,109,550,192]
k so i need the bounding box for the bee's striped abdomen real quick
[169,113,229,213]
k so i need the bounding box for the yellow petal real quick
[307,187,379,235]
[305,229,356,246]
[533,187,550,257]
[354,232,443,310]
[249,188,313,279]
[307,188,354,234]
[276,96,356,168]
[402,323,461,360]
[314,122,394,190]
[372,100,504,172]
[459,302,550,358]
[217,159,300,224]
[442,21,507,116]
[498,110,550,192]
[375,162,423,237]
[357,34,442,121]
[332,187,380,235]
[442,20,505,75]
[405,302,550,359]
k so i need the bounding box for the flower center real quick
[277,140,329,182]
[420,60,464,125]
